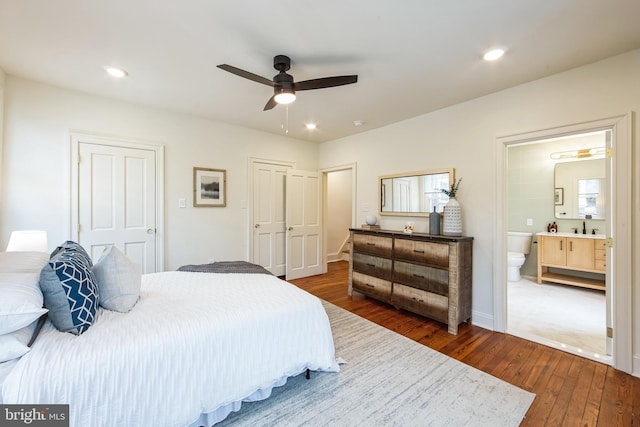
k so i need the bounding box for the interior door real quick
[77,142,157,273]
[286,169,322,280]
[252,162,289,276]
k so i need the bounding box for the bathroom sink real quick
[536,231,606,239]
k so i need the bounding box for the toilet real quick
[507,231,533,282]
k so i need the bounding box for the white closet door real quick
[77,142,157,273]
[286,169,322,280]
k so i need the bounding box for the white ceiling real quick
[1,0,639,142]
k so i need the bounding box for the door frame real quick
[493,114,633,373]
[321,163,357,273]
[70,132,165,271]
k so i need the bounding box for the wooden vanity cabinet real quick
[348,228,473,334]
[537,234,605,290]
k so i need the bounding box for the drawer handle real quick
[414,249,425,253]
[413,274,425,279]
[366,263,376,268]
[366,243,376,246]
[569,241,573,251]
[412,297,424,303]
[365,283,375,288]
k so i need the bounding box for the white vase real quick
[365,215,377,226]
[443,197,462,236]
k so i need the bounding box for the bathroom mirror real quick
[554,158,606,220]
[379,168,454,217]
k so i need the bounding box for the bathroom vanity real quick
[536,231,606,291]
[348,228,473,334]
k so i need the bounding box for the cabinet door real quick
[566,238,594,269]
[540,236,566,266]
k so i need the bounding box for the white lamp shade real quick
[6,230,49,252]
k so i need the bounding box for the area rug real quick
[218,301,535,427]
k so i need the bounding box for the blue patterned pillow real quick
[39,241,99,335]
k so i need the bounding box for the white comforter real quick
[1,271,339,426]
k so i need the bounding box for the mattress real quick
[1,271,339,426]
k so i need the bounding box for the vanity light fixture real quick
[483,48,505,61]
[104,66,128,78]
[550,147,606,160]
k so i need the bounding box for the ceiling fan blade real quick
[263,95,278,111]
[294,75,358,91]
[217,64,275,87]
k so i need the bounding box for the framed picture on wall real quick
[194,167,226,207]
[554,187,564,206]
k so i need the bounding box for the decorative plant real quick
[441,178,462,198]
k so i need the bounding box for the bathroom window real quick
[578,178,603,218]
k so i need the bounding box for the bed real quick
[0,248,339,426]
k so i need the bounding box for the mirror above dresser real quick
[379,168,454,217]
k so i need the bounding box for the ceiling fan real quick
[217,55,358,111]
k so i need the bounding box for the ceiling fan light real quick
[483,48,505,61]
[274,91,296,104]
[104,66,128,78]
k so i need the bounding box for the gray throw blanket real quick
[177,261,273,275]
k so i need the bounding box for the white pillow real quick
[0,251,49,273]
[92,245,141,312]
[0,322,36,363]
[0,272,48,335]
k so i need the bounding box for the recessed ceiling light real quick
[305,123,317,130]
[104,66,128,78]
[483,49,505,61]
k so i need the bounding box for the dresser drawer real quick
[352,233,393,257]
[594,239,607,250]
[391,283,448,322]
[394,238,449,268]
[393,260,449,296]
[352,252,392,281]
[352,271,392,300]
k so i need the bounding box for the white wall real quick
[0,68,5,193]
[1,76,318,270]
[326,169,352,261]
[318,50,639,340]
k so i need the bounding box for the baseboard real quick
[471,310,494,331]
[633,355,640,378]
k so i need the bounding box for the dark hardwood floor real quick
[288,261,640,427]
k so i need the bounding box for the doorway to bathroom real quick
[494,115,633,372]
[506,129,611,362]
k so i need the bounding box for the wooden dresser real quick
[348,228,473,334]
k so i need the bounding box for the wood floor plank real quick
[289,261,639,426]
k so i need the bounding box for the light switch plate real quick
[526,218,533,226]
[178,198,186,208]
